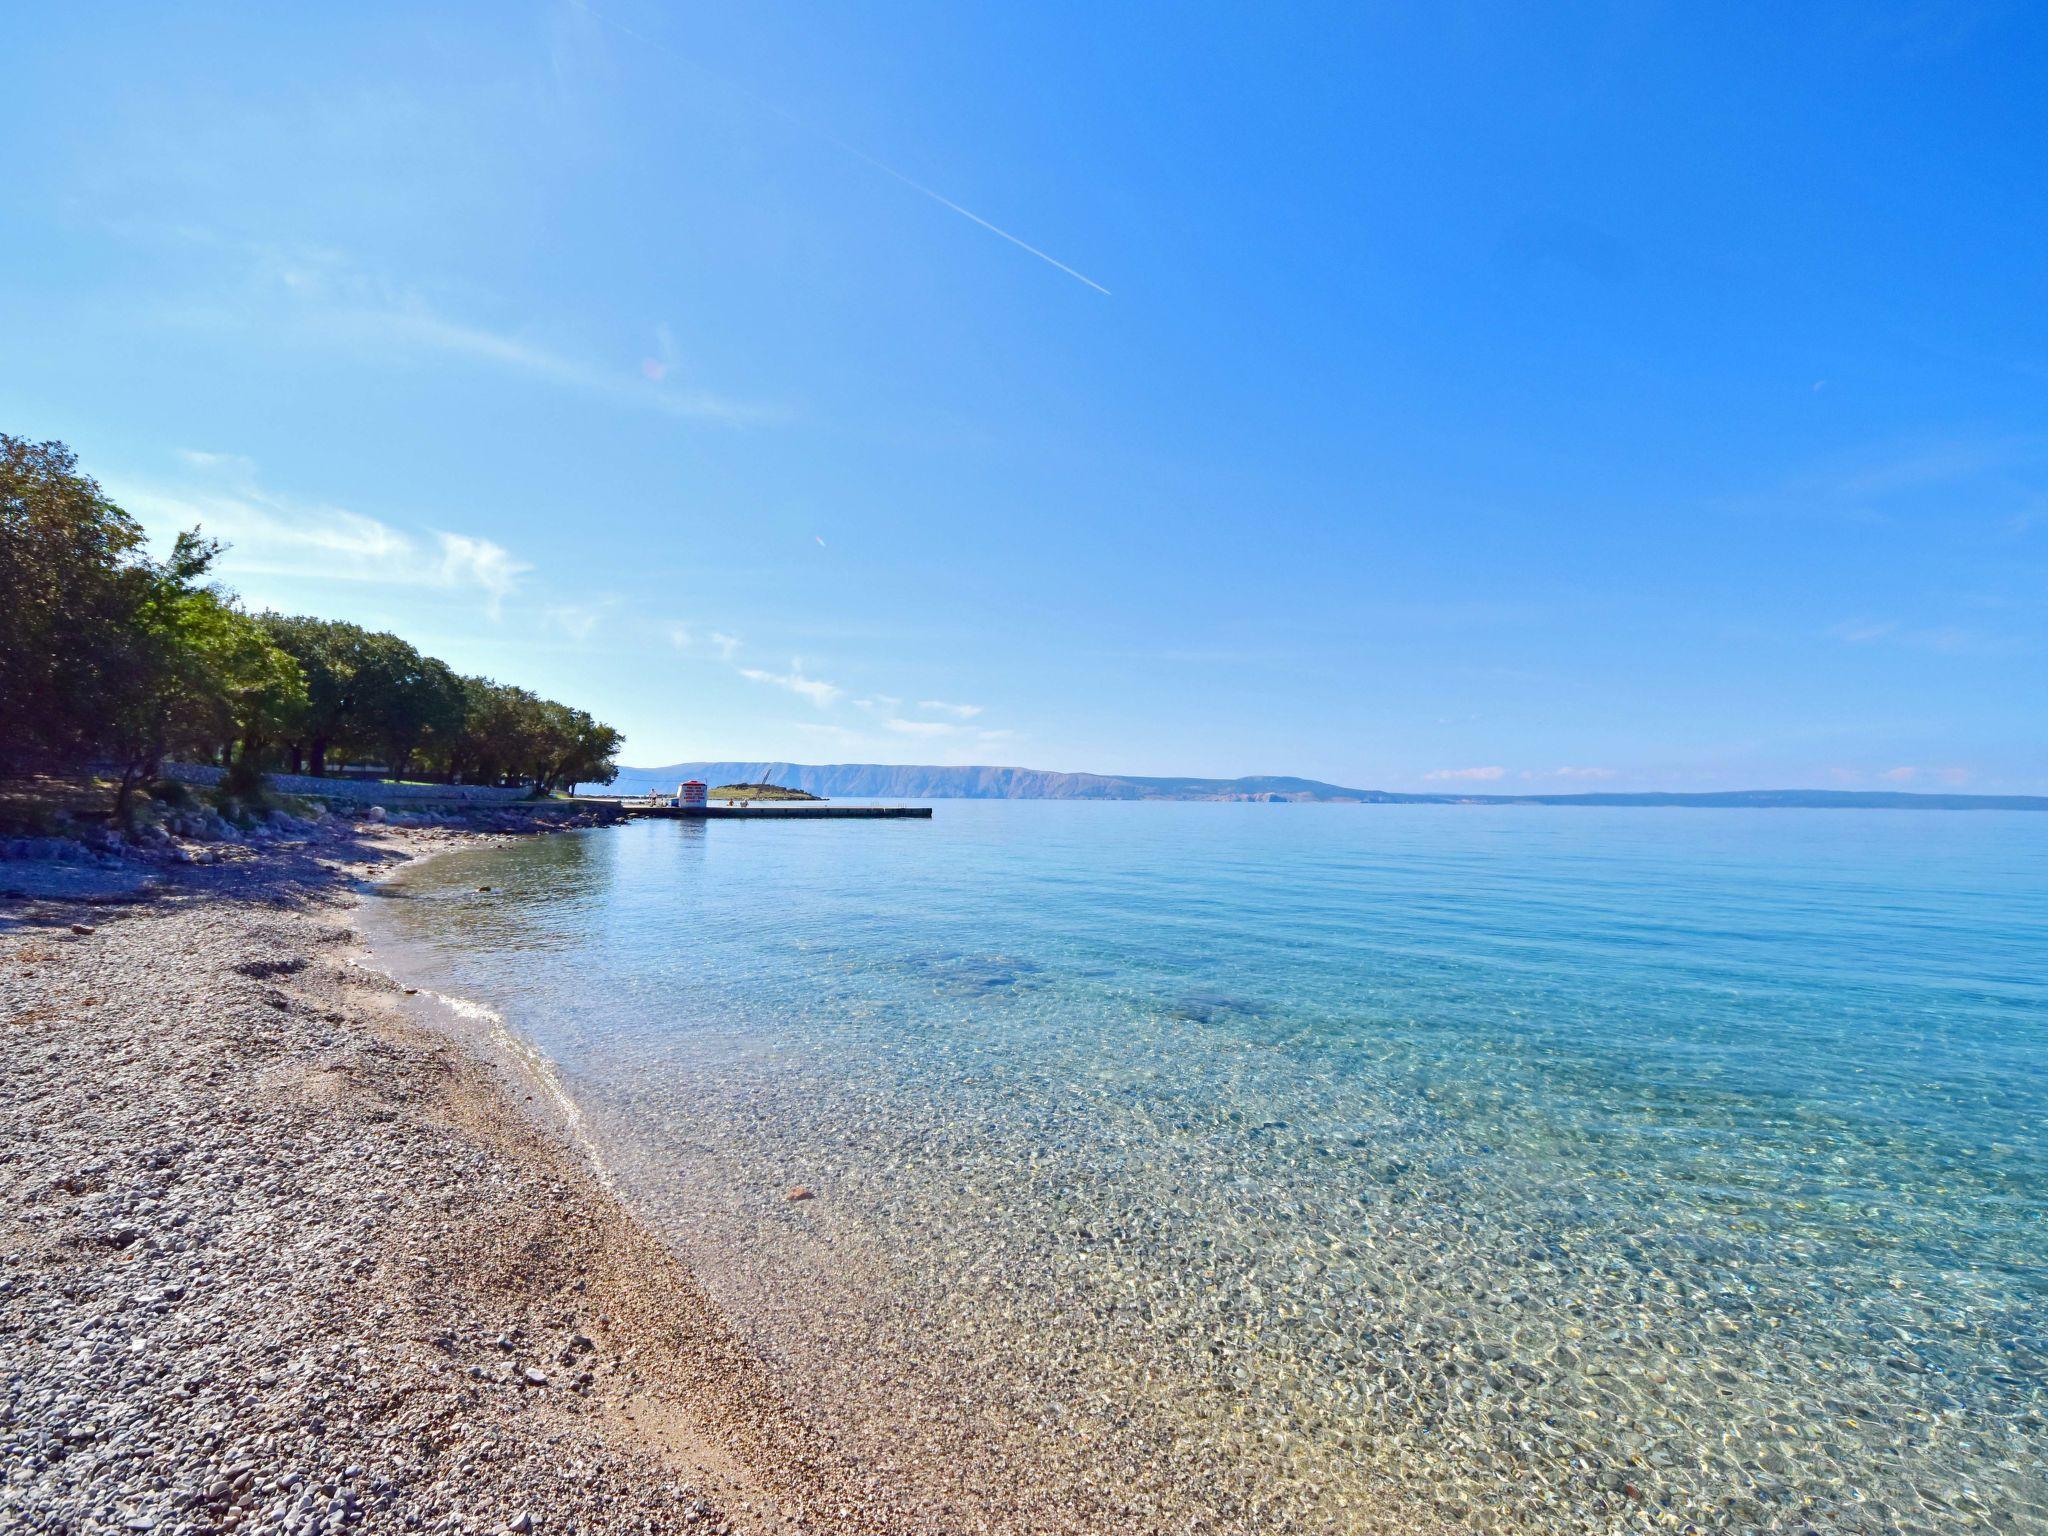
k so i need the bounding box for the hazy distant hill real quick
[604,762,2048,810]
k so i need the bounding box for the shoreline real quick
[13,805,2009,1531]
[349,854,619,1200]
[355,829,1464,1536]
[1,817,913,1535]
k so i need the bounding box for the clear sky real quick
[6,2,2044,791]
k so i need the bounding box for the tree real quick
[5,435,623,805]
[0,435,153,772]
[259,619,473,778]
[425,679,621,791]
[93,530,243,822]
[173,597,309,768]
[449,678,541,786]
[351,633,464,777]
[257,614,368,776]
[548,710,624,791]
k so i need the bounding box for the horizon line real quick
[602,761,2048,805]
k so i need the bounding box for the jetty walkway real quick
[609,802,932,820]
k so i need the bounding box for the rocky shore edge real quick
[1,810,911,1536]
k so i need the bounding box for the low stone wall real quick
[163,762,531,805]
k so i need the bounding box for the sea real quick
[362,802,2047,1533]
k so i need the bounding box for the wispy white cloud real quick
[885,718,962,738]
[114,453,531,615]
[440,533,531,608]
[174,448,257,476]
[1825,441,2026,503]
[739,661,843,707]
[641,321,677,383]
[304,300,764,423]
[1549,766,1617,780]
[1882,765,1971,786]
[1424,766,1508,782]
[662,623,745,659]
[1829,618,2018,656]
[789,719,1021,764]
[544,598,619,642]
[151,234,770,424]
[883,717,1018,747]
[1724,436,2045,524]
[917,699,982,720]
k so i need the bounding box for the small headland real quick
[707,783,821,803]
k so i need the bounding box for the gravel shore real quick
[1,820,912,1536]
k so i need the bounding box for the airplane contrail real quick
[564,0,1110,295]
[815,136,1112,295]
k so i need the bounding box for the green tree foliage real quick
[252,613,362,776]
[98,547,312,817]
[1,434,624,802]
[255,617,466,776]
[3,438,306,813]
[255,619,619,791]
[1,435,158,769]
[171,589,309,765]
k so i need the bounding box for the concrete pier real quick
[620,803,932,820]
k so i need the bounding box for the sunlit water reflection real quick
[366,804,2048,1532]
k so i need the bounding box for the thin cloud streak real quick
[1882,765,1971,786]
[544,598,619,642]
[114,457,532,615]
[886,718,961,737]
[563,0,1110,296]
[170,233,771,423]
[303,301,767,423]
[739,662,844,707]
[788,719,1021,766]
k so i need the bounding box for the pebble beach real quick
[0,816,916,1536]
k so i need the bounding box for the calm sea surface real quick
[365,804,2047,1533]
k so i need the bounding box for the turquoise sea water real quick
[367,805,2047,1532]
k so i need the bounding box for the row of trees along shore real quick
[1,434,623,817]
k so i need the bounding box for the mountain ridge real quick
[600,762,2048,810]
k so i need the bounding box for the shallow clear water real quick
[367,805,2048,1532]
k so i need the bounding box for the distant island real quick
[709,781,821,802]
[603,762,2048,811]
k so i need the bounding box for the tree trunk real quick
[114,763,141,831]
[286,743,303,775]
[309,737,327,777]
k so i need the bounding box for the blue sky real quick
[5,2,2044,791]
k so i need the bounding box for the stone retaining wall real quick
[163,762,532,805]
